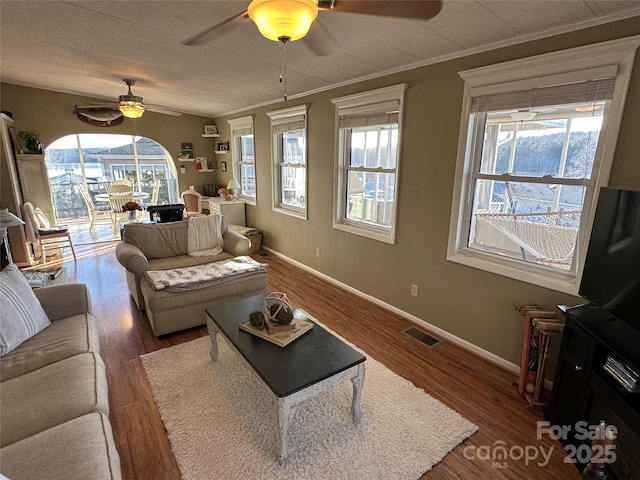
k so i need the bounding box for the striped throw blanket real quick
[144,256,267,291]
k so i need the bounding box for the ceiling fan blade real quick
[75,103,119,109]
[320,0,442,19]
[301,20,341,57]
[145,105,183,116]
[182,11,249,46]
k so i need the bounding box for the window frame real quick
[227,115,256,205]
[331,84,408,244]
[447,37,640,295]
[267,104,308,219]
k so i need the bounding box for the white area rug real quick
[141,319,478,479]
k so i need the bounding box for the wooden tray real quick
[264,317,295,334]
[239,318,313,347]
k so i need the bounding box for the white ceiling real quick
[2,1,639,118]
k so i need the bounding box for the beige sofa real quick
[0,283,121,480]
[115,217,268,336]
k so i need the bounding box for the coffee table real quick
[205,294,366,465]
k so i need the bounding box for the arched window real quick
[45,134,179,222]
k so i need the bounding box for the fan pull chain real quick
[279,36,290,101]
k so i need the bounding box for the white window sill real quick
[273,206,306,220]
[334,220,395,244]
[240,196,256,206]
[446,249,580,295]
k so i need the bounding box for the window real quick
[228,116,256,205]
[331,84,407,244]
[448,37,640,294]
[267,105,307,219]
[45,134,178,222]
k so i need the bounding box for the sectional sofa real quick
[0,265,121,480]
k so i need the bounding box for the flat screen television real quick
[579,187,640,333]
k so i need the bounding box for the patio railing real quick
[50,180,175,222]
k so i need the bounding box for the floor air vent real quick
[404,327,440,347]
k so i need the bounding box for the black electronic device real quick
[146,204,184,223]
[578,187,640,333]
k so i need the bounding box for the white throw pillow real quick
[0,264,51,356]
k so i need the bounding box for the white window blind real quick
[228,115,254,136]
[470,77,616,113]
[339,111,399,129]
[231,126,253,136]
[272,116,305,134]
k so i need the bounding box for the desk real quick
[202,197,246,226]
[95,192,149,202]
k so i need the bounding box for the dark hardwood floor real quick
[52,243,580,479]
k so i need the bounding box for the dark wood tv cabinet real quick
[547,304,640,480]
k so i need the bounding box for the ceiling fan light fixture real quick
[510,110,537,121]
[118,79,145,118]
[248,0,318,42]
[119,100,145,119]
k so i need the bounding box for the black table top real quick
[205,294,366,398]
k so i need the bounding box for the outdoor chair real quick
[78,184,111,232]
[112,179,133,187]
[145,180,161,207]
[107,184,135,233]
[22,201,77,264]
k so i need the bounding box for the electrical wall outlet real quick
[316,248,321,258]
[411,284,419,297]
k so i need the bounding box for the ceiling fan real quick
[183,0,442,55]
[74,79,182,123]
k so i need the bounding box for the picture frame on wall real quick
[179,142,193,160]
[204,125,218,135]
[221,161,227,172]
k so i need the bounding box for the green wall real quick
[0,84,218,195]
[213,18,640,366]
[1,17,639,367]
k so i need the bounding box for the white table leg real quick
[351,363,365,424]
[276,396,298,466]
[206,319,219,361]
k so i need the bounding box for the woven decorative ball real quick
[263,292,294,326]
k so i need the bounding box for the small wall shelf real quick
[214,150,228,155]
[199,168,215,173]
[202,133,220,138]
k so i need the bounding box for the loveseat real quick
[115,216,268,336]
[0,265,121,480]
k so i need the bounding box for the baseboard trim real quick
[261,246,520,375]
